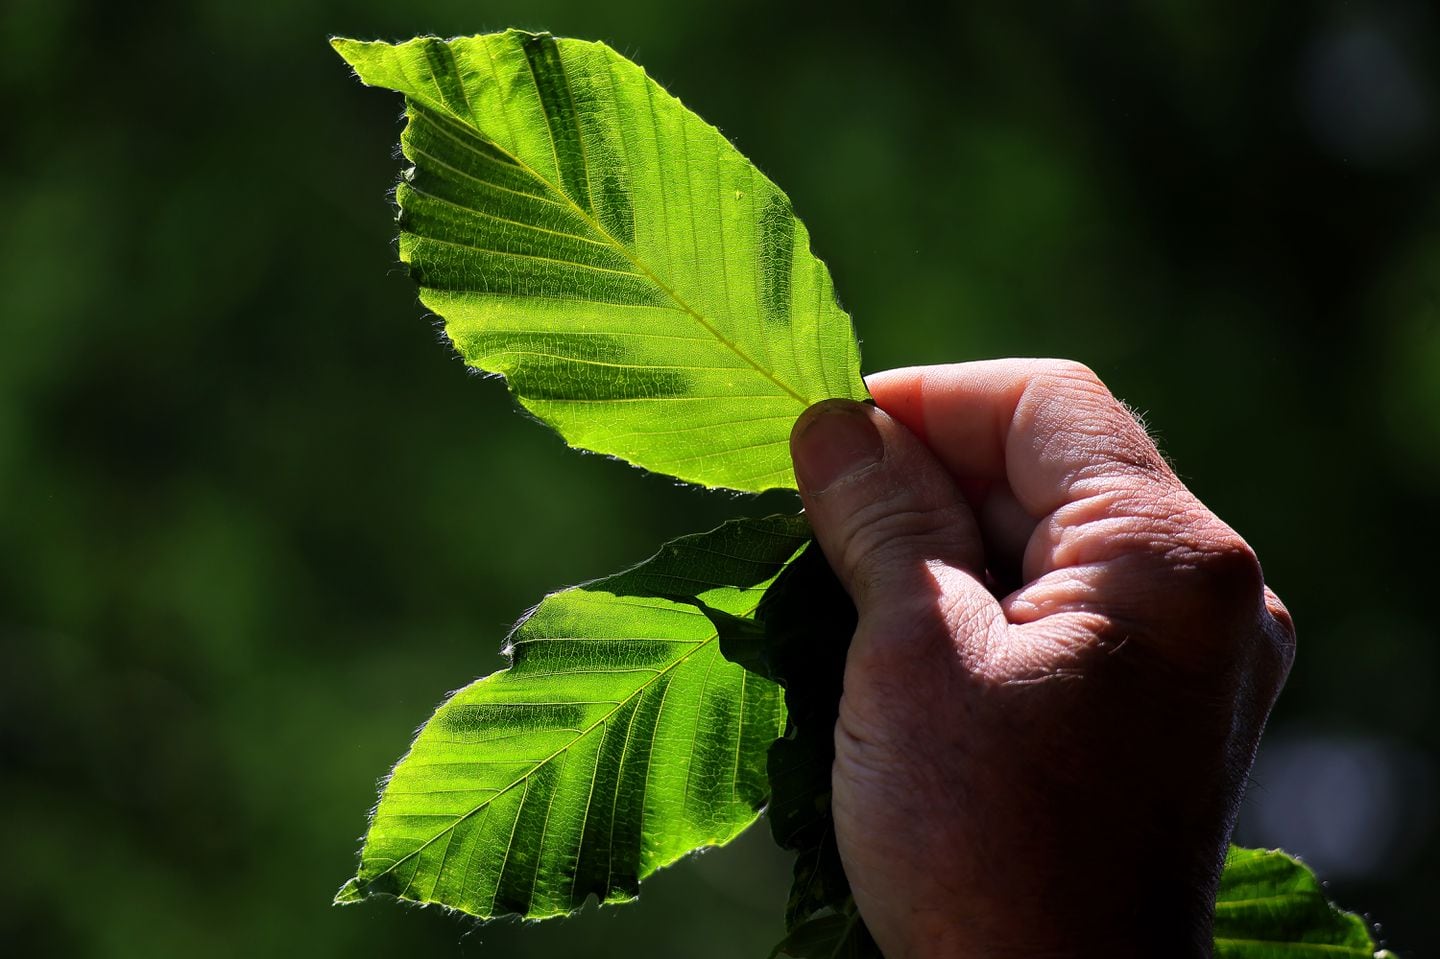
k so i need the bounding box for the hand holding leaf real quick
[334,31,1394,959]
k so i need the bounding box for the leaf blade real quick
[333,31,867,492]
[338,514,811,919]
[1213,847,1390,958]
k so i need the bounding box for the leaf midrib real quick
[408,93,810,408]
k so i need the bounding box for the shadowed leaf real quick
[711,541,880,957]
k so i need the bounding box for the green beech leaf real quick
[336,514,810,918]
[333,30,867,492]
[1214,847,1394,958]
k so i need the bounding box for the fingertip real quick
[864,368,930,445]
[791,396,990,613]
[790,399,885,495]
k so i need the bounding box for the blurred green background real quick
[2,0,1436,955]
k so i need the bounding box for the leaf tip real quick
[328,35,361,60]
[329,36,392,82]
[333,877,366,905]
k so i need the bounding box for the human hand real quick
[788,360,1294,958]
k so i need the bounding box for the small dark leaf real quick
[769,902,879,959]
[701,600,774,681]
[733,540,880,957]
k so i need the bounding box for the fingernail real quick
[791,400,884,493]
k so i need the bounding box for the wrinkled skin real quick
[789,360,1294,958]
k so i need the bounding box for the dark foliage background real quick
[2,0,1436,954]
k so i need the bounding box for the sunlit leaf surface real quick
[336,515,810,918]
[333,30,866,492]
[1214,847,1393,958]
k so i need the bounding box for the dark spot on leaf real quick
[505,353,692,402]
[511,638,681,672]
[438,702,587,736]
[759,192,795,327]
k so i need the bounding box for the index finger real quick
[865,359,1175,517]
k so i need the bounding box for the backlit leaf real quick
[1214,847,1393,958]
[336,515,810,918]
[333,30,867,492]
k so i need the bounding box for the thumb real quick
[790,399,987,618]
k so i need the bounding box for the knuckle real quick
[1026,361,1170,480]
[1181,530,1266,607]
[1032,360,1115,408]
[1262,586,1297,675]
[1265,587,1296,641]
[1168,527,1300,692]
[1137,517,1299,694]
[1038,358,1103,389]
